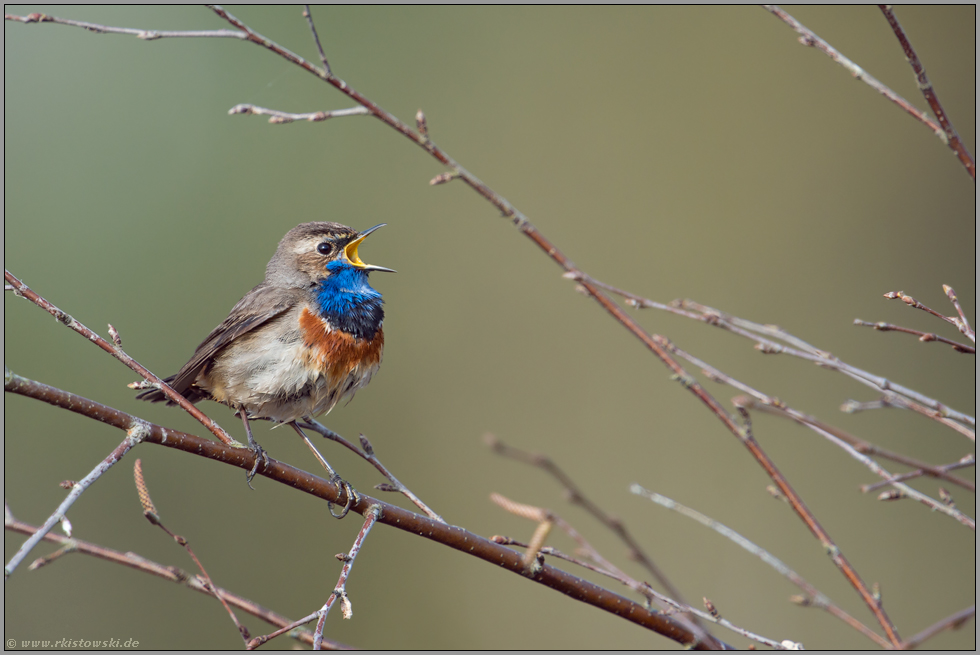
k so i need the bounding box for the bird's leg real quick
[289,420,358,519]
[240,411,268,489]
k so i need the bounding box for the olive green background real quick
[4,5,975,650]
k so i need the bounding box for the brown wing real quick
[136,283,296,405]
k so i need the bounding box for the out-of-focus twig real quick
[4,504,351,650]
[761,6,952,152]
[631,486,891,649]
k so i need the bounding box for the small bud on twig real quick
[429,172,457,186]
[108,323,122,347]
[416,109,428,138]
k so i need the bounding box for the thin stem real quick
[302,5,331,75]
[860,455,975,493]
[943,285,975,342]
[228,103,368,123]
[485,435,698,619]
[4,508,351,650]
[631,486,891,649]
[900,605,976,649]
[314,505,381,649]
[4,270,240,447]
[853,319,975,354]
[761,6,946,142]
[299,420,445,523]
[4,11,246,40]
[738,398,974,493]
[4,422,150,578]
[878,5,975,180]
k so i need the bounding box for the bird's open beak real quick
[344,224,396,273]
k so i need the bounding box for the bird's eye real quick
[316,242,333,256]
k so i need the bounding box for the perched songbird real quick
[137,222,394,487]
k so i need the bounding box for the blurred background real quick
[5,5,975,649]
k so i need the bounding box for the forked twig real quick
[4,416,150,578]
[761,6,952,152]
[299,420,445,523]
[4,504,350,650]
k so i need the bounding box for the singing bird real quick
[137,222,394,490]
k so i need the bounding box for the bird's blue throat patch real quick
[314,261,384,341]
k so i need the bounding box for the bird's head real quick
[267,222,395,288]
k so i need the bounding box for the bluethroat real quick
[137,222,394,494]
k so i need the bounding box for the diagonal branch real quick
[4,269,241,448]
[878,5,975,180]
[631,486,891,649]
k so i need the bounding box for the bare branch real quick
[4,270,241,447]
[631,486,891,649]
[900,605,976,649]
[228,103,369,124]
[878,5,975,179]
[4,11,245,40]
[853,319,975,354]
[4,506,351,650]
[761,6,947,144]
[4,373,714,648]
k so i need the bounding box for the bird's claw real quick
[328,475,358,519]
[245,443,269,489]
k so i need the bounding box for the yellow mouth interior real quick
[344,235,369,268]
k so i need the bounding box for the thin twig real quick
[605,283,975,431]
[4,506,351,649]
[860,454,975,493]
[885,289,977,343]
[853,319,975,354]
[4,11,246,40]
[878,5,975,179]
[4,270,241,447]
[631,486,891,649]
[761,6,946,143]
[489,494,771,650]
[484,435,701,620]
[736,398,974,493]
[299,420,445,523]
[248,505,382,650]
[899,605,976,650]
[738,401,975,530]
[302,5,330,75]
[135,459,249,644]
[4,421,151,578]
[228,103,368,124]
[314,505,381,649]
[841,392,976,442]
[943,285,975,342]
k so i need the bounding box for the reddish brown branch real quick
[4,269,238,447]
[3,509,351,650]
[878,5,975,180]
[4,373,721,649]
